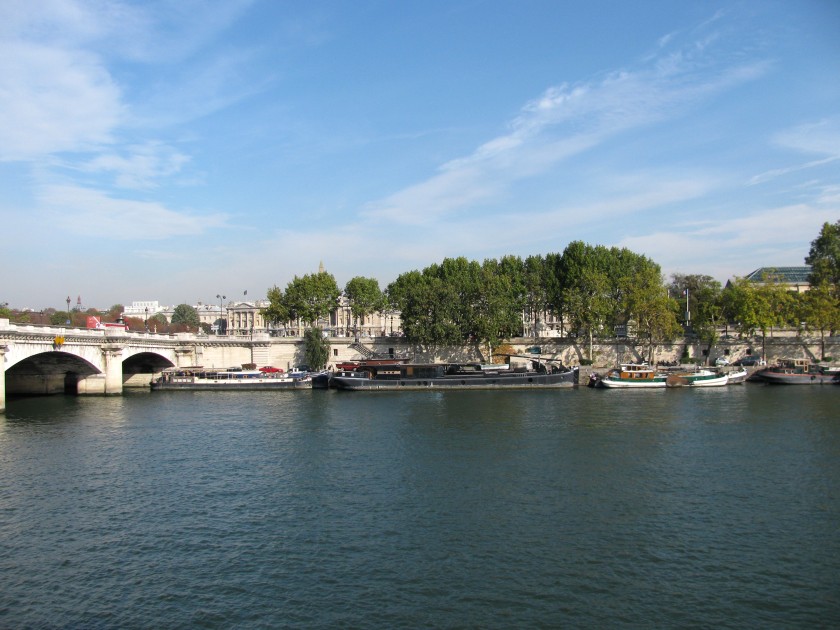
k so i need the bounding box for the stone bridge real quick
[0,321,199,412]
[0,319,301,412]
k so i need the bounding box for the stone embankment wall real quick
[194,332,839,372]
[317,335,840,368]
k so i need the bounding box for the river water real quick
[1,385,838,628]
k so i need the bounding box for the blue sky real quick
[2,0,839,310]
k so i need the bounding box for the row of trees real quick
[262,221,840,362]
[0,302,204,334]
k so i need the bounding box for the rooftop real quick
[744,266,812,284]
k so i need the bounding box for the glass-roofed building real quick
[742,266,812,293]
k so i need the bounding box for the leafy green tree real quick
[388,256,526,353]
[0,303,12,319]
[387,270,461,347]
[806,219,840,291]
[262,285,291,333]
[523,254,549,338]
[284,271,340,326]
[669,274,724,361]
[51,311,77,326]
[344,276,385,337]
[625,267,682,362]
[552,241,614,359]
[472,258,525,355]
[722,275,794,359]
[798,284,840,359]
[303,327,330,370]
[171,304,200,329]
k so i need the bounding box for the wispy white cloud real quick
[363,29,769,225]
[618,204,838,280]
[0,0,259,160]
[70,142,191,189]
[0,40,123,160]
[39,185,228,239]
[749,117,840,185]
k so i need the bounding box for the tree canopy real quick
[344,276,385,333]
[806,219,840,291]
[303,327,330,370]
[265,271,340,328]
[171,304,200,329]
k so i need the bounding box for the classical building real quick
[327,295,402,339]
[223,297,402,338]
[195,303,225,332]
[225,301,270,336]
[123,301,164,317]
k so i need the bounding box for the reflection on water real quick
[1,386,839,628]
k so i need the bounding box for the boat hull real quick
[597,377,666,388]
[666,372,729,387]
[331,367,579,391]
[152,380,312,391]
[596,367,731,388]
[752,371,838,385]
[152,376,312,390]
[726,368,749,384]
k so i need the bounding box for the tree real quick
[669,274,724,362]
[523,254,549,338]
[148,313,168,333]
[283,272,340,326]
[799,284,840,359]
[552,242,614,360]
[171,304,200,329]
[106,304,124,321]
[806,219,840,291]
[344,276,384,337]
[387,269,461,347]
[303,327,330,370]
[625,267,682,362]
[262,285,291,333]
[722,275,794,359]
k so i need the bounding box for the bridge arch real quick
[123,351,175,387]
[5,351,101,397]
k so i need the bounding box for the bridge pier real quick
[1,345,7,413]
[102,344,124,395]
[175,346,197,367]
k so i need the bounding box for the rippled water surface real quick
[2,386,839,628]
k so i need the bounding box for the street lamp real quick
[684,287,691,325]
[145,306,149,331]
[216,294,226,335]
[66,295,71,325]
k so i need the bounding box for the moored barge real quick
[330,360,579,391]
[152,367,312,390]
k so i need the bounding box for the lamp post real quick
[685,288,691,325]
[66,295,71,325]
[216,294,226,335]
[145,306,149,331]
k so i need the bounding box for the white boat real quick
[725,367,749,384]
[594,364,730,388]
[152,367,312,390]
[594,363,667,388]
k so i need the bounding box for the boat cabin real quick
[613,363,658,381]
